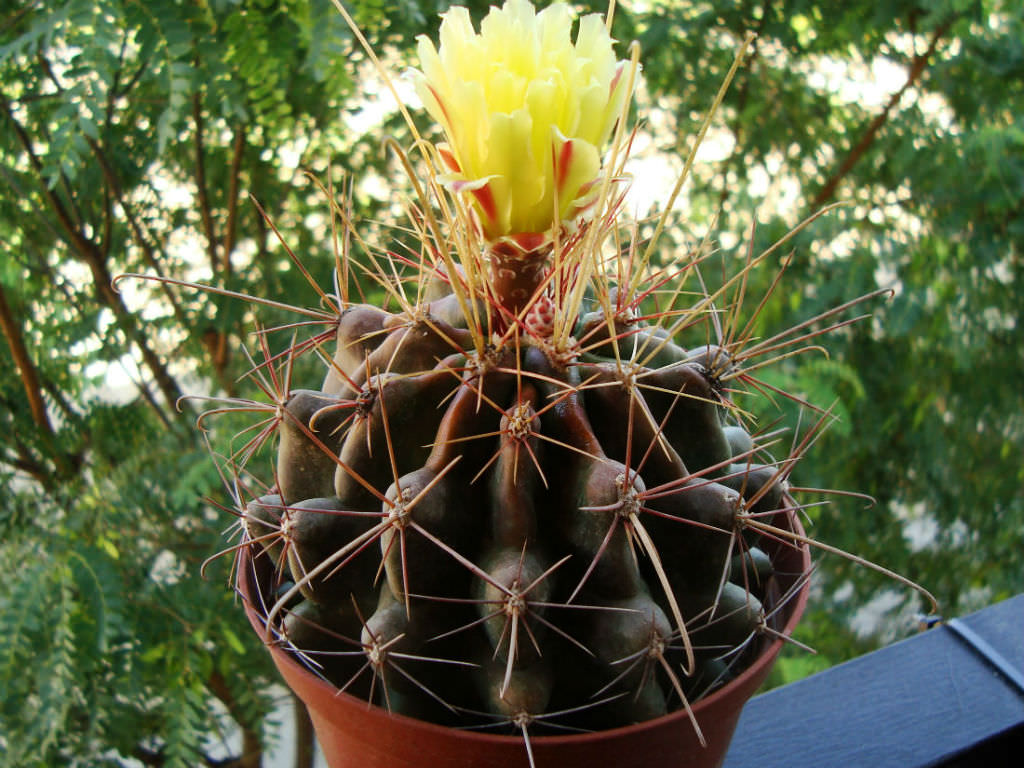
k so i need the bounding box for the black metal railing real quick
[724,594,1024,768]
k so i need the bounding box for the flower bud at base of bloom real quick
[486,235,552,331]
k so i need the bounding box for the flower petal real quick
[414,0,631,241]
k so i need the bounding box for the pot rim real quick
[237,499,811,746]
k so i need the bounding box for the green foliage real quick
[0,0,382,761]
[0,433,278,767]
[1,0,1022,760]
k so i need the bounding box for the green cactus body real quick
[243,284,795,733]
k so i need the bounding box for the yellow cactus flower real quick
[414,0,630,246]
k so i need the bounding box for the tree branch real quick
[36,52,87,230]
[0,163,72,254]
[193,93,220,274]
[1,438,52,489]
[114,55,152,103]
[48,259,175,430]
[2,94,186,414]
[222,125,247,278]
[189,95,241,394]
[207,670,262,768]
[292,693,315,768]
[86,133,189,327]
[1,95,94,259]
[86,250,186,411]
[811,17,955,209]
[0,283,81,478]
[9,455,52,486]
[0,2,35,38]
[0,282,55,438]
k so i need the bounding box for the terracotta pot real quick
[237,504,811,768]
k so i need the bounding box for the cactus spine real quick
[194,0,930,757]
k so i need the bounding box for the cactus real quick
[183,0,935,761]
[234,264,808,738]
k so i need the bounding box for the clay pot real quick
[237,504,810,768]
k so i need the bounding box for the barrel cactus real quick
[190,0,930,758]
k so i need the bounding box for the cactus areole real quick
[218,2,839,766]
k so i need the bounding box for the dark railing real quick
[724,594,1024,767]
